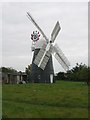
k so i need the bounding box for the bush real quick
[56,63,89,84]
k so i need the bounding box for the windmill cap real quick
[35,37,47,49]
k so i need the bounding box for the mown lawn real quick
[0,84,2,119]
[2,81,88,118]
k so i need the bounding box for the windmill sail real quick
[34,43,52,70]
[52,44,70,71]
[27,12,49,43]
[51,21,61,43]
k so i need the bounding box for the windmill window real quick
[38,75,41,79]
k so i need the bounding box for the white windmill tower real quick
[27,12,70,83]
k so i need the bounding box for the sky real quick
[0,1,88,73]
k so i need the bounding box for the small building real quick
[2,72,28,84]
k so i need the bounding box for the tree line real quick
[0,63,89,84]
[0,67,17,73]
[56,63,89,84]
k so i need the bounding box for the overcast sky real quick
[1,2,88,73]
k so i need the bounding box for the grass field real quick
[0,84,2,119]
[2,81,88,118]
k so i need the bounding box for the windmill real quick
[27,12,70,83]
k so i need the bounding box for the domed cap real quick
[35,37,47,49]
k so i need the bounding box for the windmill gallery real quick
[26,12,70,83]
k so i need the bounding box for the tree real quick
[25,64,32,82]
[25,64,32,75]
[66,63,89,84]
[1,67,17,73]
[56,72,66,80]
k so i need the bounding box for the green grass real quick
[0,84,2,119]
[2,81,88,118]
